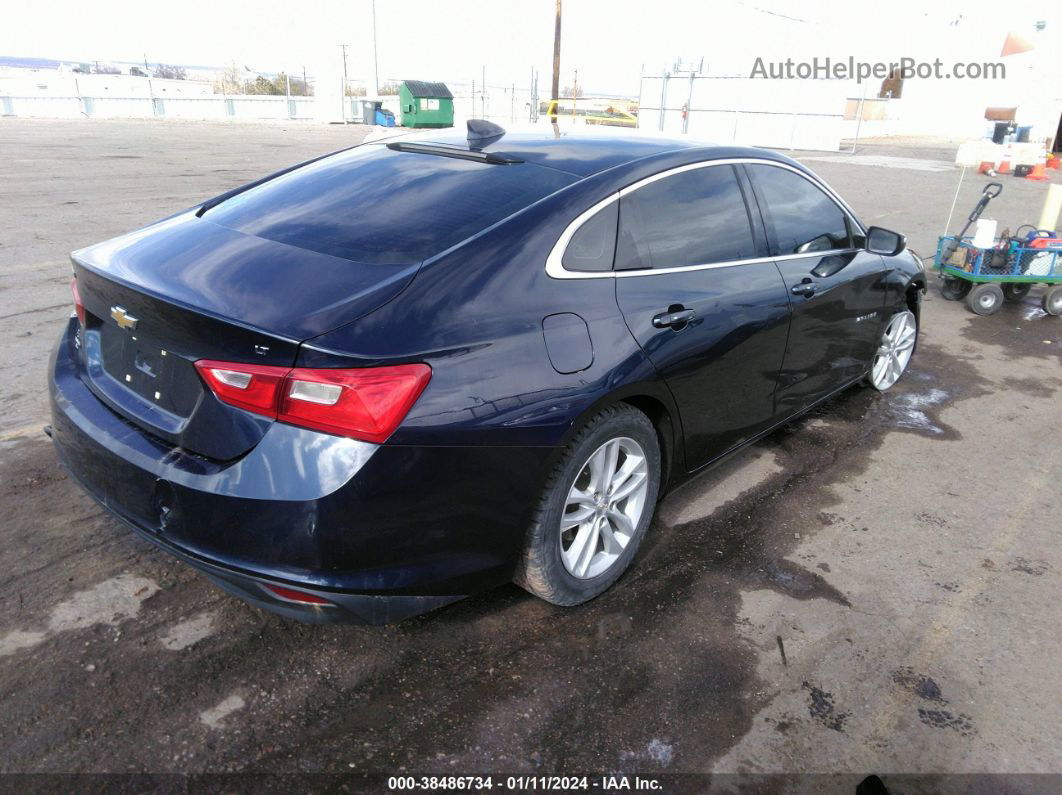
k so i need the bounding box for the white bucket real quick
[972,219,997,248]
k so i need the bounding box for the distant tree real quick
[154,63,186,80]
[213,63,243,94]
[212,63,314,96]
[378,80,400,95]
[344,83,367,97]
[129,66,148,77]
[561,84,583,98]
[245,75,280,95]
[94,63,120,75]
[273,72,312,96]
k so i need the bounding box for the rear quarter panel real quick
[301,181,656,450]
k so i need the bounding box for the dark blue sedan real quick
[49,123,925,623]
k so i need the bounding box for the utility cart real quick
[934,183,1062,316]
[935,236,1062,315]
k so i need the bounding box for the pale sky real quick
[2,0,1055,95]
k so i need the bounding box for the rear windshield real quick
[204,144,577,265]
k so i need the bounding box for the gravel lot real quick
[1,119,1060,788]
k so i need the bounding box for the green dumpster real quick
[398,81,454,128]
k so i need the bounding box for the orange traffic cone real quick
[998,161,1011,174]
[978,161,995,174]
[1048,156,1061,169]
[1025,162,1049,180]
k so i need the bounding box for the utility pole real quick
[482,65,486,119]
[302,66,307,95]
[370,0,380,97]
[572,68,578,124]
[532,68,539,122]
[530,66,536,122]
[339,44,350,122]
[551,0,562,119]
[636,64,643,129]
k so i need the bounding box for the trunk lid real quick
[74,211,421,341]
[71,212,420,460]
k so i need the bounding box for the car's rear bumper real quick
[49,319,551,623]
[53,450,463,623]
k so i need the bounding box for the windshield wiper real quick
[385,141,523,165]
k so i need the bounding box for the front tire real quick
[870,309,917,391]
[966,283,1004,315]
[515,404,661,607]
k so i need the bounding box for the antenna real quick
[466,119,506,147]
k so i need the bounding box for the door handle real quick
[652,308,696,329]
[791,279,817,297]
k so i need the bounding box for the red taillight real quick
[194,360,431,444]
[71,277,86,327]
[263,583,333,606]
[279,364,431,443]
[194,361,289,416]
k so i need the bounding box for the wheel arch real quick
[884,248,926,318]
[551,384,685,494]
[620,394,678,490]
[905,278,925,320]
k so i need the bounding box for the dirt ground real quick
[1,119,1060,791]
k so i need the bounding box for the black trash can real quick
[992,121,1016,144]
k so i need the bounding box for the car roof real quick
[381,127,707,177]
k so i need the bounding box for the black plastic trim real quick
[386,141,524,165]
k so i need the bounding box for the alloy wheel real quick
[559,437,649,579]
[871,310,916,391]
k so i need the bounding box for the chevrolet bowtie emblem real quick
[110,306,139,331]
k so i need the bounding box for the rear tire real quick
[515,404,661,607]
[1002,283,1032,302]
[1044,285,1062,316]
[966,283,1004,315]
[940,276,972,301]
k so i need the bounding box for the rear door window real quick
[205,145,577,265]
[746,164,852,256]
[615,164,757,270]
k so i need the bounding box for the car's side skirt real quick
[669,371,871,492]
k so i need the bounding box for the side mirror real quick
[866,226,906,257]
